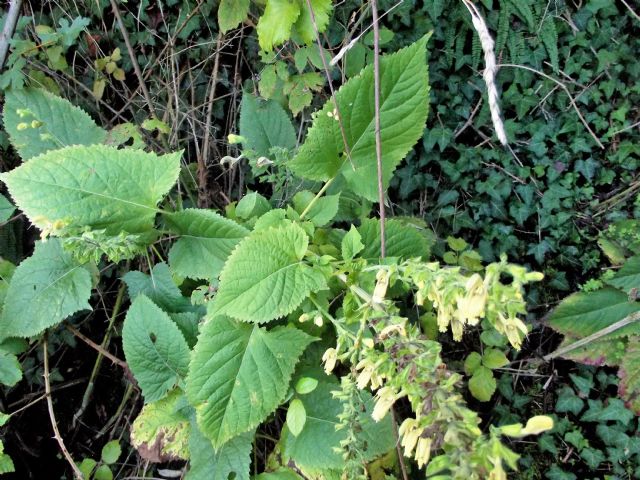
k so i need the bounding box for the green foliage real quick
[289,35,431,201]
[187,316,314,447]
[2,88,107,159]
[218,0,250,33]
[122,296,191,402]
[186,426,252,480]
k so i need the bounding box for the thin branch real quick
[371,0,386,258]
[620,0,640,22]
[43,336,84,480]
[0,0,23,71]
[65,324,128,371]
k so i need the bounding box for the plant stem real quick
[0,0,22,71]
[43,336,84,480]
[299,176,335,220]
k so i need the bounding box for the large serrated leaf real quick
[282,380,394,471]
[2,88,107,160]
[123,262,194,314]
[187,316,315,447]
[218,0,250,33]
[618,337,640,414]
[606,256,640,294]
[122,296,190,402]
[131,389,190,462]
[292,0,332,45]
[0,145,181,236]
[358,218,431,260]
[210,223,326,323]
[0,239,92,339]
[165,209,248,281]
[239,93,296,157]
[0,194,15,223]
[0,350,22,387]
[288,35,430,201]
[256,0,300,51]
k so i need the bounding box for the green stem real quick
[299,176,336,220]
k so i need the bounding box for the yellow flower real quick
[322,348,338,375]
[372,386,397,422]
[415,437,432,469]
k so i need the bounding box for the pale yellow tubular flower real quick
[457,273,487,323]
[398,418,421,457]
[322,348,338,375]
[372,269,390,304]
[379,323,406,339]
[362,337,375,349]
[415,437,432,469]
[355,360,374,390]
[371,386,398,422]
[451,317,464,341]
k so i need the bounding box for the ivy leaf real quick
[341,225,364,261]
[218,0,250,33]
[555,386,584,416]
[186,423,252,480]
[165,209,249,281]
[256,0,301,51]
[292,191,340,227]
[2,88,107,160]
[358,218,430,261]
[1,145,181,236]
[289,35,430,201]
[131,389,191,462]
[186,316,315,447]
[122,295,190,402]
[210,223,327,323]
[581,398,634,424]
[468,366,496,402]
[0,239,92,339]
[606,256,640,294]
[239,93,296,157]
[283,380,394,470]
[0,350,21,387]
[0,194,15,223]
[292,0,332,44]
[123,263,194,314]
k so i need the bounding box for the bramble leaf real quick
[289,35,430,201]
[0,239,92,339]
[293,0,332,44]
[187,316,315,447]
[1,145,181,236]
[256,0,301,51]
[122,296,190,402]
[210,223,326,323]
[218,0,250,33]
[165,209,248,281]
[2,88,107,159]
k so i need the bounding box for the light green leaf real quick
[131,389,191,461]
[0,351,21,387]
[287,398,306,436]
[123,262,194,314]
[482,348,509,369]
[288,35,430,201]
[468,366,496,402]
[2,88,107,160]
[0,239,92,339]
[93,465,113,480]
[1,145,181,236]
[463,352,482,375]
[166,209,248,280]
[0,194,15,223]
[358,218,430,261]
[239,93,296,157]
[211,223,326,323]
[186,423,252,480]
[255,469,303,479]
[283,380,394,470]
[606,256,640,294]
[295,377,318,395]
[293,191,340,227]
[0,441,14,474]
[256,0,301,51]
[341,225,364,261]
[187,316,315,447]
[78,458,97,479]
[101,440,121,465]
[236,192,272,220]
[293,0,332,44]
[218,0,250,32]
[122,296,190,402]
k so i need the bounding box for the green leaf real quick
[186,423,252,480]
[555,386,584,416]
[0,440,14,474]
[0,351,21,387]
[0,194,15,223]
[131,389,190,461]
[581,398,634,423]
[1,145,181,236]
[239,93,296,157]
[287,398,306,436]
[0,239,92,339]
[295,377,318,395]
[93,465,113,480]
[463,352,482,375]
[606,256,640,294]
[482,348,509,369]
[123,262,194,314]
[293,191,340,227]
[618,338,640,413]
[288,35,430,201]
[218,0,250,33]
[468,366,496,402]
[292,0,332,44]
[187,316,314,447]
[358,218,430,261]
[101,440,121,465]
[210,223,327,323]
[236,192,272,220]
[78,458,97,479]
[283,380,394,470]
[341,225,364,261]
[122,296,190,402]
[2,88,107,160]
[256,0,301,51]
[255,469,303,480]
[166,209,248,281]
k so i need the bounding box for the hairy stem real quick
[299,176,335,220]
